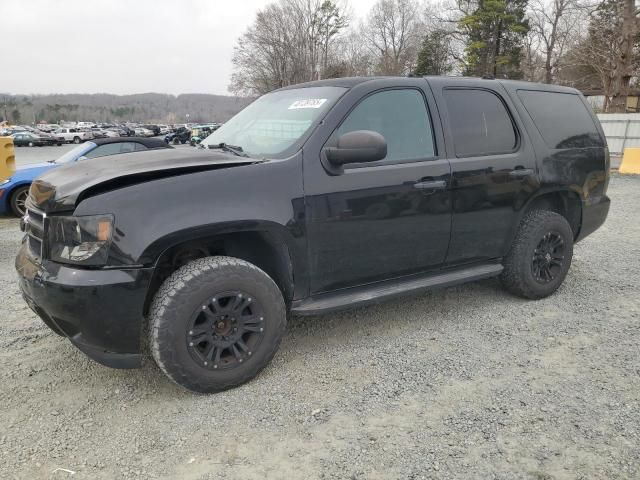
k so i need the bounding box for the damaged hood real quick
[29,148,259,213]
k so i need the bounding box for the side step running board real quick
[291,263,503,316]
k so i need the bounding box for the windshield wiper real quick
[207,142,249,158]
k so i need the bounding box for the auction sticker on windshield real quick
[288,99,327,109]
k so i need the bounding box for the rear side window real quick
[444,89,517,157]
[517,90,604,149]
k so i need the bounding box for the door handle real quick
[413,180,447,190]
[508,168,534,177]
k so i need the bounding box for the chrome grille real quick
[25,207,46,259]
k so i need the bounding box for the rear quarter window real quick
[517,90,604,149]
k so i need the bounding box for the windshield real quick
[53,143,95,164]
[201,86,346,158]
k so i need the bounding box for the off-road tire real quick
[500,210,574,299]
[148,256,286,393]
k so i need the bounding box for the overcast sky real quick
[2,0,373,96]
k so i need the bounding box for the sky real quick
[2,0,373,96]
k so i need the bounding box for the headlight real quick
[48,214,114,266]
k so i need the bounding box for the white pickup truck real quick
[54,128,94,144]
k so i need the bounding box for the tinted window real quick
[85,143,126,159]
[119,142,137,153]
[444,89,517,157]
[517,90,604,149]
[134,142,147,151]
[335,89,435,162]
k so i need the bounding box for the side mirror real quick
[325,130,387,166]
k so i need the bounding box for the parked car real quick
[164,126,191,144]
[119,125,136,137]
[189,124,220,145]
[1,137,170,216]
[134,127,154,137]
[90,128,108,139]
[15,77,610,393]
[141,124,161,136]
[103,129,121,138]
[10,132,62,147]
[54,127,93,144]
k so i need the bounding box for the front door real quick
[303,80,452,294]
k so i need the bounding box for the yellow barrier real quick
[620,147,640,174]
[0,137,16,181]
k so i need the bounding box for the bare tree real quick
[364,0,423,75]
[229,0,349,95]
[528,0,585,84]
[609,0,640,111]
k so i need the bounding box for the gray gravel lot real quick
[1,175,639,480]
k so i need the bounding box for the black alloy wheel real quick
[186,290,266,370]
[532,232,565,283]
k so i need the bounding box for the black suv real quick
[16,77,610,393]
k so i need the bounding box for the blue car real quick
[1,137,171,216]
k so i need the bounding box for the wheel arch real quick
[510,188,583,245]
[141,225,297,315]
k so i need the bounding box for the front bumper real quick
[15,242,154,368]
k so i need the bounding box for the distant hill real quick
[0,93,254,125]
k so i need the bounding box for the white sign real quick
[288,99,327,110]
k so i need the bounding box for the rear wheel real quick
[28,141,34,147]
[149,256,286,393]
[500,210,573,299]
[73,136,81,144]
[10,186,30,217]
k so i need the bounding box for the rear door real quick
[428,77,539,266]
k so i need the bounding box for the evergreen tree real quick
[414,30,454,76]
[459,0,529,78]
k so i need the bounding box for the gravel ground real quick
[1,175,639,480]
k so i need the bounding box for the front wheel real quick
[149,256,287,393]
[500,210,574,299]
[10,185,30,217]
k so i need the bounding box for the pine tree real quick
[459,0,529,78]
[414,30,454,76]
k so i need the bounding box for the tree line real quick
[229,0,640,113]
[1,93,251,126]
